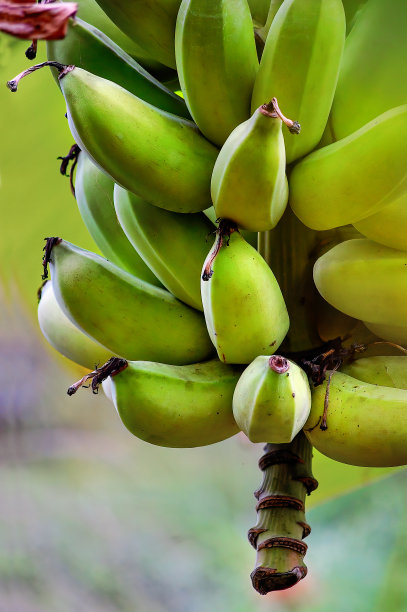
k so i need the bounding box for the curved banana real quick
[251,0,345,163]
[114,185,213,310]
[362,321,407,348]
[341,0,368,33]
[248,0,275,27]
[304,371,407,467]
[330,0,407,140]
[233,355,311,443]
[38,280,114,368]
[101,358,241,447]
[75,152,161,285]
[354,194,407,252]
[341,356,407,388]
[175,0,258,146]
[45,238,214,365]
[201,223,289,364]
[211,99,293,232]
[255,1,284,42]
[289,105,407,230]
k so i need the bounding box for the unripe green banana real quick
[38,281,114,369]
[94,0,181,68]
[100,358,241,447]
[45,238,214,364]
[255,1,284,41]
[211,99,298,232]
[251,0,345,163]
[313,239,407,329]
[201,223,289,364]
[362,321,407,348]
[290,106,407,230]
[47,18,189,118]
[175,0,258,146]
[233,355,311,443]
[75,151,161,285]
[354,194,407,252]
[341,356,407,389]
[341,0,368,33]
[330,0,407,140]
[304,371,407,467]
[248,0,275,27]
[114,185,213,310]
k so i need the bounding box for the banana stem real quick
[249,432,318,594]
[7,61,73,92]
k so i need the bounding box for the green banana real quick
[248,0,275,27]
[47,18,189,118]
[44,238,214,364]
[330,0,407,140]
[233,355,311,443]
[341,0,368,34]
[362,321,407,348]
[304,371,407,467]
[114,185,213,310]
[251,0,345,163]
[255,1,284,43]
[289,105,407,230]
[38,280,114,369]
[98,358,242,447]
[313,238,407,329]
[175,0,258,146]
[341,356,407,389]
[211,98,297,232]
[354,194,407,252]
[94,0,181,68]
[75,151,161,285]
[201,223,289,364]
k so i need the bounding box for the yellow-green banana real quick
[100,358,241,447]
[362,321,407,348]
[201,223,289,364]
[114,185,214,310]
[330,0,407,140]
[313,238,407,329]
[38,281,114,369]
[354,194,407,252]
[233,355,311,443]
[175,0,258,147]
[44,238,214,364]
[289,106,407,230]
[251,0,345,163]
[305,371,407,467]
[341,356,407,389]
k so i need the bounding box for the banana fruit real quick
[354,194,407,252]
[233,355,311,443]
[251,0,345,163]
[341,356,407,388]
[175,0,258,146]
[362,321,407,348]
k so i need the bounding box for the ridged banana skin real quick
[201,232,289,364]
[330,0,407,140]
[354,194,407,252]
[105,359,242,447]
[75,153,161,286]
[114,185,213,310]
[304,371,407,467]
[251,0,345,164]
[47,18,190,119]
[38,281,114,369]
[60,68,218,213]
[363,322,407,349]
[341,356,407,389]
[313,239,407,328]
[175,0,258,147]
[233,356,311,443]
[290,106,407,230]
[211,108,288,232]
[94,0,180,68]
[49,240,214,365]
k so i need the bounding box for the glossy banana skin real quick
[47,18,189,118]
[38,281,114,369]
[313,239,407,329]
[75,152,161,285]
[354,194,407,252]
[251,0,345,163]
[290,106,407,230]
[233,356,311,443]
[49,239,214,364]
[175,0,258,146]
[304,371,407,467]
[201,230,289,364]
[114,185,213,310]
[342,356,407,389]
[330,0,407,139]
[362,322,407,348]
[211,106,288,231]
[60,67,217,213]
[94,0,181,68]
[103,359,242,447]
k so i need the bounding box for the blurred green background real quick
[1,35,406,612]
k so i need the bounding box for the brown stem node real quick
[7,61,73,92]
[41,237,61,280]
[201,219,238,281]
[67,357,128,396]
[58,143,81,196]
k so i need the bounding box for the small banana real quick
[354,194,407,252]
[341,356,407,389]
[233,355,311,443]
[201,222,289,364]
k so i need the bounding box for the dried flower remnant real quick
[0,2,77,40]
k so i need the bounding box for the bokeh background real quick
[1,34,406,612]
